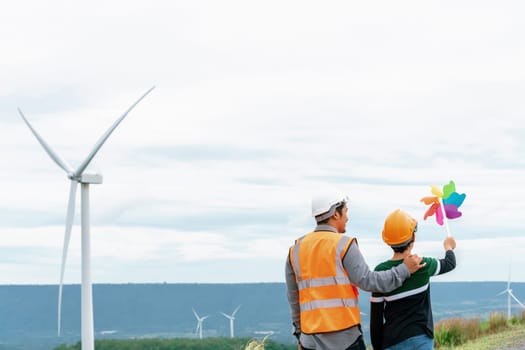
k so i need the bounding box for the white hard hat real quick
[311,192,349,221]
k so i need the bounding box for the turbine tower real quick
[192,308,209,339]
[497,263,525,319]
[18,87,154,350]
[221,305,241,338]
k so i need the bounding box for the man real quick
[370,209,456,350]
[285,192,426,350]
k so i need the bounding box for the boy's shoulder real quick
[374,259,402,271]
[422,256,439,276]
[374,257,439,275]
[422,256,437,265]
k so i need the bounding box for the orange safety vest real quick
[289,231,361,334]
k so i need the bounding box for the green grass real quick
[53,337,296,350]
[434,310,525,349]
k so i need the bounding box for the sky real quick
[1,1,524,285]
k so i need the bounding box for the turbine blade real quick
[192,308,199,319]
[509,291,525,309]
[74,86,155,177]
[497,290,508,296]
[220,312,231,319]
[232,305,241,316]
[18,108,74,174]
[57,180,78,336]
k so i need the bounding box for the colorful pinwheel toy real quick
[420,180,466,236]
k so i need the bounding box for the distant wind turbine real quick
[221,305,241,338]
[18,86,154,350]
[192,308,210,339]
[497,263,525,319]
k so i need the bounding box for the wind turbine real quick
[221,305,241,338]
[192,308,210,339]
[497,263,525,319]
[18,87,154,350]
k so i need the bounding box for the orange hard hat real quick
[382,209,417,246]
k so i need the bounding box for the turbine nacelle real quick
[497,289,509,296]
[66,171,103,184]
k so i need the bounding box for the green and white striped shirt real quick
[370,250,456,349]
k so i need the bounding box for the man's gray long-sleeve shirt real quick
[285,225,410,349]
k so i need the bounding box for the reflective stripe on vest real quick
[290,231,361,334]
[300,297,358,311]
[298,275,352,290]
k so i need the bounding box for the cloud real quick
[135,145,279,163]
[1,1,525,284]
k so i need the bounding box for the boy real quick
[370,209,456,350]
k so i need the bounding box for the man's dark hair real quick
[316,202,346,225]
[391,241,412,253]
[391,234,415,253]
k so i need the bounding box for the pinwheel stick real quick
[439,199,452,237]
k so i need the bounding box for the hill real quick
[0,282,523,349]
